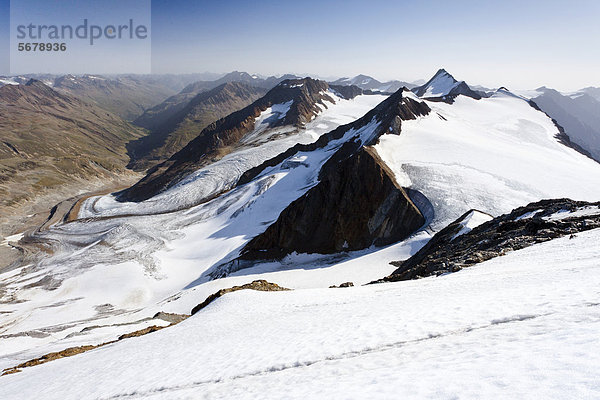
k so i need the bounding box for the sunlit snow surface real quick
[375,91,600,229]
[2,229,600,399]
[451,210,493,240]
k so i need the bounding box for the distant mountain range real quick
[330,74,417,92]
[524,87,600,162]
[51,75,178,121]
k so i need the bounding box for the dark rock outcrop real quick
[191,280,290,315]
[240,147,425,259]
[329,84,367,100]
[329,282,354,288]
[381,199,600,282]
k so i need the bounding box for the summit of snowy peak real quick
[433,68,453,79]
[413,69,457,97]
[413,69,481,100]
[351,74,375,85]
[331,74,376,85]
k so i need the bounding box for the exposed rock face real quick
[190,280,290,315]
[381,199,600,282]
[118,78,336,202]
[132,76,276,133]
[127,82,267,171]
[329,84,378,99]
[329,282,354,288]
[241,147,425,258]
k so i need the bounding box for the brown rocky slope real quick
[0,80,147,238]
[127,82,267,171]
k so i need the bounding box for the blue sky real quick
[2,0,599,90]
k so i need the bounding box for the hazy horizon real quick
[1,0,599,91]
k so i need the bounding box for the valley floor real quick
[1,228,598,399]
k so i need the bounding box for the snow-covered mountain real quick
[118,78,372,203]
[412,68,483,99]
[2,69,600,397]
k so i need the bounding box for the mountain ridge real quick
[118,77,339,202]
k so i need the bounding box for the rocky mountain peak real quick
[432,68,452,79]
[266,77,333,126]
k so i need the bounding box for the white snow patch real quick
[0,78,19,86]
[1,232,24,247]
[543,206,600,221]
[451,210,493,240]
[515,209,544,221]
[0,93,390,365]
[422,72,460,97]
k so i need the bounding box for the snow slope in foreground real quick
[2,228,599,399]
[375,90,600,229]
